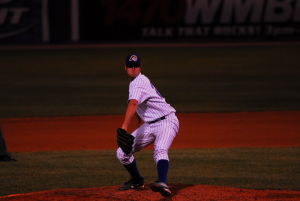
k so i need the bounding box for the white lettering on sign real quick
[178,26,210,36]
[265,0,293,23]
[142,27,174,37]
[221,0,264,23]
[214,25,261,36]
[266,25,295,36]
[0,0,33,40]
[185,0,300,24]
[0,7,29,25]
[185,0,222,24]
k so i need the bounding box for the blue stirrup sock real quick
[157,159,169,183]
[124,160,142,180]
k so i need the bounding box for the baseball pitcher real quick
[116,54,179,197]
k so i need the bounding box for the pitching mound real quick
[1,184,300,201]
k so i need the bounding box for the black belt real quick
[148,116,166,124]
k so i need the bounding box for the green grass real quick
[0,148,299,196]
[0,44,300,118]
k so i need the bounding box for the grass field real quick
[1,44,300,118]
[0,148,299,196]
[1,43,299,198]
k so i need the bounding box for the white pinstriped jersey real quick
[128,73,176,122]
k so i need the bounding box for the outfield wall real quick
[1,0,300,44]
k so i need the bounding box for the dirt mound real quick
[1,184,300,201]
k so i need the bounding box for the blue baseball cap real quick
[125,54,142,68]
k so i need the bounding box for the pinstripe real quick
[129,74,176,122]
[117,73,179,165]
[117,113,179,164]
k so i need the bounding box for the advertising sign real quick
[80,0,300,41]
[0,0,48,43]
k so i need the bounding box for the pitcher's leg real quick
[116,123,154,190]
[153,117,179,165]
[151,116,179,197]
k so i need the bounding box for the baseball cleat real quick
[150,181,171,197]
[119,177,144,190]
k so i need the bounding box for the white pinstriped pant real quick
[116,113,179,165]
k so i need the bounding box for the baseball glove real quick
[117,128,135,155]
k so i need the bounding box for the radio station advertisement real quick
[1,0,300,43]
[80,0,300,41]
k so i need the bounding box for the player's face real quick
[125,66,141,78]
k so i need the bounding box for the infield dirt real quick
[1,111,300,152]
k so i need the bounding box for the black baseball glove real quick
[117,128,135,155]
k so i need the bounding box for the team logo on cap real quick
[129,55,138,62]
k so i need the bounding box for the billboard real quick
[0,0,49,43]
[1,0,299,43]
[80,0,300,41]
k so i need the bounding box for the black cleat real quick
[151,181,171,197]
[119,177,144,190]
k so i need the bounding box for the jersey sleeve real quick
[129,85,149,104]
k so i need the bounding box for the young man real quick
[116,54,179,197]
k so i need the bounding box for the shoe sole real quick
[151,184,171,197]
